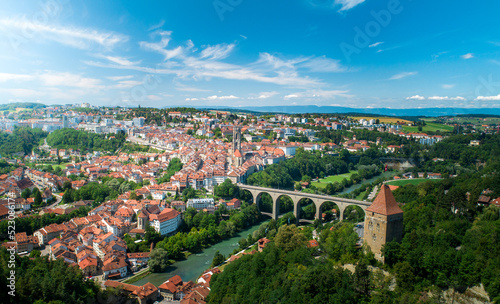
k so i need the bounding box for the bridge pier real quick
[294,200,301,225]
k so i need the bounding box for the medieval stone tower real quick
[231,126,243,167]
[363,184,404,262]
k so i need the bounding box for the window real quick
[376,223,380,232]
[372,234,376,241]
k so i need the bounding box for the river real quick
[337,171,398,195]
[132,220,269,287]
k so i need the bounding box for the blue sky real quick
[0,0,500,109]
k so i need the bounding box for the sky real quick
[0,0,500,109]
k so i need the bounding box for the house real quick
[226,198,241,210]
[102,255,128,279]
[104,281,159,304]
[258,238,271,252]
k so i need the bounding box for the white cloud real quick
[428,96,466,101]
[0,72,34,82]
[112,80,143,89]
[200,43,235,60]
[147,95,162,101]
[406,95,425,100]
[95,31,326,88]
[39,71,102,89]
[0,88,44,97]
[256,91,279,99]
[97,55,141,66]
[107,75,134,81]
[442,84,455,89]
[139,30,184,60]
[389,71,418,80]
[476,94,500,101]
[186,95,239,101]
[461,53,474,59]
[0,17,128,50]
[284,89,351,100]
[298,56,346,72]
[369,42,384,48]
[336,0,366,11]
[284,94,299,100]
[206,95,238,100]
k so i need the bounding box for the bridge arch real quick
[343,205,366,223]
[239,189,254,205]
[296,197,316,224]
[276,194,294,217]
[317,200,342,223]
[255,192,273,215]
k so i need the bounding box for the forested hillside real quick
[46,128,126,153]
[0,127,48,155]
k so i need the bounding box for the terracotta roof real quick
[366,184,403,216]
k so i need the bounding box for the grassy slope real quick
[312,170,358,189]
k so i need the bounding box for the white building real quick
[150,208,182,236]
[187,198,215,210]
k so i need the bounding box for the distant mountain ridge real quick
[197,105,498,117]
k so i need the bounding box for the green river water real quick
[132,220,269,287]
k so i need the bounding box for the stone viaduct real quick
[237,184,371,223]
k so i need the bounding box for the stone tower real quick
[231,126,243,166]
[363,184,404,262]
[137,211,148,230]
[232,126,241,153]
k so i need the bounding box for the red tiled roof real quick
[366,185,403,216]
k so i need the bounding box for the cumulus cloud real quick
[406,95,425,100]
[428,96,466,101]
[475,94,500,101]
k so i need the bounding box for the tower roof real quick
[366,184,403,216]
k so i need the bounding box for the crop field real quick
[402,122,454,133]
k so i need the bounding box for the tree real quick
[274,224,307,252]
[34,191,42,206]
[149,248,169,273]
[21,188,31,199]
[211,250,225,268]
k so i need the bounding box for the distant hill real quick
[0,102,46,111]
[198,105,500,117]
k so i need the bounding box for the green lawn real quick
[402,122,454,133]
[386,178,440,187]
[52,163,71,170]
[312,171,358,189]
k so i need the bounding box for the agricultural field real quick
[402,122,454,133]
[386,178,440,187]
[349,116,412,124]
[312,170,358,189]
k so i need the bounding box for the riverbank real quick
[132,220,269,286]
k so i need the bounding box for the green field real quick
[386,178,440,187]
[402,122,454,133]
[312,171,358,189]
